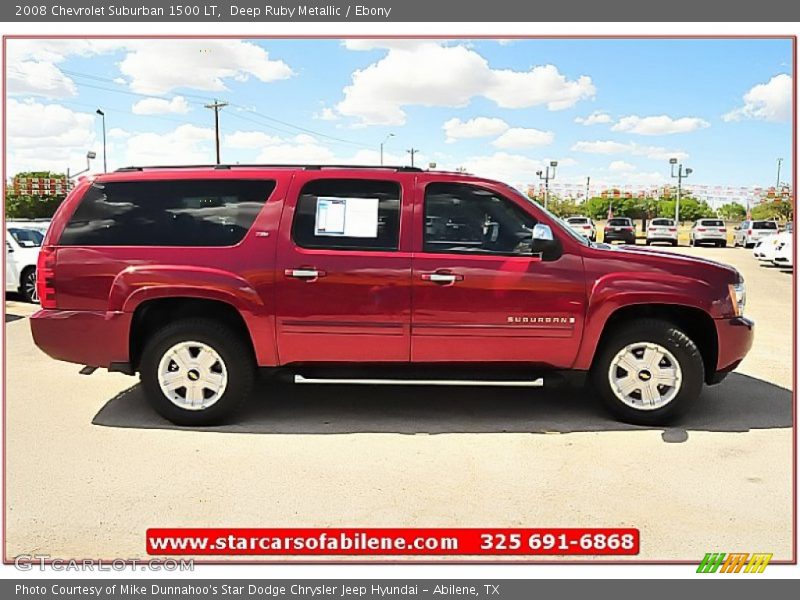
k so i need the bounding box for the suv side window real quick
[292,179,401,251]
[423,182,537,256]
[60,179,275,247]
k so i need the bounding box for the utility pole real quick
[669,158,693,224]
[406,147,419,168]
[204,99,228,164]
[776,157,783,188]
[535,161,558,209]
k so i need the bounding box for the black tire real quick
[20,267,38,303]
[591,318,705,425]
[139,318,255,426]
[672,241,678,247]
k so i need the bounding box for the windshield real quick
[608,218,631,226]
[700,220,724,227]
[651,219,673,226]
[566,217,589,224]
[8,227,43,247]
[501,184,590,246]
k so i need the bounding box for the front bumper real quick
[30,309,131,368]
[713,316,754,381]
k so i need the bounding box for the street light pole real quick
[380,133,395,166]
[95,109,107,172]
[669,158,693,224]
[585,176,590,203]
[535,161,558,209]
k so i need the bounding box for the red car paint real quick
[30,166,753,380]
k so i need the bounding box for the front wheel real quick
[139,318,255,426]
[591,318,705,425]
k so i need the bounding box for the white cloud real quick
[611,114,710,135]
[455,153,575,188]
[335,43,594,125]
[723,74,792,122]
[574,111,612,126]
[609,160,636,172]
[224,130,282,149]
[6,99,97,174]
[571,140,689,161]
[7,60,77,97]
[119,40,293,94]
[5,39,293,99]
[442,117,509,142]
[123,124,215,165]
[108,128,130,139]
[131,96,191,115]
[491,127,555,149]
[313,107,339,121]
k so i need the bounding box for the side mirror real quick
[6,243,13,254]
[531,223,561,260]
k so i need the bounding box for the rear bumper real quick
[30,309,131,368]
[604,232,635,242]
[713,316,754,378]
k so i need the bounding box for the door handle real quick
[285,268,326,280]
[421,272,464,284]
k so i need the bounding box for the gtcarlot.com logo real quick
[697,552,772,573]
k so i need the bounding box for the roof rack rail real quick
[114,164,424,173]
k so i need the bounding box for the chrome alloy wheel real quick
[607,342,683,411]
[157,341,228,411]
[23,270,38,303]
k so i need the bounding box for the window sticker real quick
[314,197,379,238]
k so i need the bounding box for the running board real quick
[293,375,544,387]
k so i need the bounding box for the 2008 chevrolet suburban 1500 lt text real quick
[30,165,753,426]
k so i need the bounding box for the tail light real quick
[697,227,707,232]
[36,245,57,309]
[748,229,753,236]
[719,228,726,233]
[668,227,677,232]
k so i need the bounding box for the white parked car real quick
[646,218,678,246]
[564,216,597,242]
[772,234,793,269]
[734,220,779,248]
[753,223,791,262]
[5,227,41,303]
[690,219,727,247]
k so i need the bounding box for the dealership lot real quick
[4,245,793,562]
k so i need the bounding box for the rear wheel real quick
[591,319,704,425]
[139,318,255,426]
[20,267,38,303]
[672,240,678,247]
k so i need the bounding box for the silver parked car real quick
[690,219,727,248]
[734,220,779,248]
[646,218,678,246]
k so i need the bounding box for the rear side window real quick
[754,221,778,230]
[292,179,401,251]
[60,179,275,246]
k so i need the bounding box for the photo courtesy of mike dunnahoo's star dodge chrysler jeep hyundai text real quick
[30,164,753,426]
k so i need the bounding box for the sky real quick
[4,37,794,202]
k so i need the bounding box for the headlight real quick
[729,277,746,316]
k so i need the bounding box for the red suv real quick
[31,165,753,426]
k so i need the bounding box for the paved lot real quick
[3,245,793,562]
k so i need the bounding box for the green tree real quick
[717,202,747,221]
[751,199,793,222]
[4,171,68,219]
